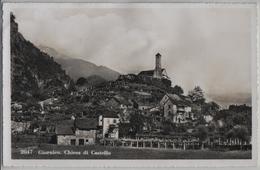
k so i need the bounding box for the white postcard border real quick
[2,2,259,167]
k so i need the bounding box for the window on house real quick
[168,105,171,109]
[113,119,117,123]
[86,139,89,143]
[70,139,76,145]
[79,139,84,145]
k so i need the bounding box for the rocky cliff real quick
[11,14,74,101]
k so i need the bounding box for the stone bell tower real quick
[153,53,162,79]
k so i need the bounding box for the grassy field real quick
[12,144,252,159]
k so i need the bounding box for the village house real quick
[134,97,156,111]
[56,118,98,145]
[74,118,98,145]
[55,120,75,145]
[160,94,194,124]
[106,95,133,110]
[103,95,136,123]
[98,112,120,139]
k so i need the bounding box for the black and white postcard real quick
[2,2,259,168]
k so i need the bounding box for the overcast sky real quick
[11,4,254,96]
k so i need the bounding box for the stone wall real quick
[57,135,76,145]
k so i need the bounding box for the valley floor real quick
[12,144,252,159]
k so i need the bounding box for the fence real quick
[102,137,251,150]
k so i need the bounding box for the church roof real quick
[138,68,165,77]
[138,70,154,76]
[166,93,191,106]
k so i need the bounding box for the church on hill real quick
[117,52,172,88]
[138,53,170,80]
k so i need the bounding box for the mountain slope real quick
[38,45,70,59]
[206,92,251,108]
[39,45,120,81]
[11,14,73,101]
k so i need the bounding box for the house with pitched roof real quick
[74,118,98,145]
[160,94,194,124]
[56,118,98,145]
[106,95,133,110]
[98,112,120,139]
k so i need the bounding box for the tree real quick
[214,104,252,137]
[171,85,184,95]
[210,102,220,111]
[162,120,174,135]
[232,114,246,125]
[129,112,145,136]
[208,122,216,133]
[195,125,208,149]
[226,125,249,142]
[119,123,132,138]
[11,12,15,22]
[234,125,249,142]
[80,94,90,103]
[201,101,220,115]
[188,86,205,104]
[76,77,88,86]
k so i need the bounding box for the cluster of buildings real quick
[138,53,195,124]
[11,53,198,146]
[55,92,196,146]
[55,53,197,146]
[56,113,120,146]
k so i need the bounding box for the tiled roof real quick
[167,94,182,101]
[112,95,131,106]
[166,93,191,106]
[55,125,74,135]
[75,118,98,130]
[103,111,119,118]
[58,119,74,126]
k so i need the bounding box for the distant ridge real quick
[39,45,121,81]
[206,92,251,108]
